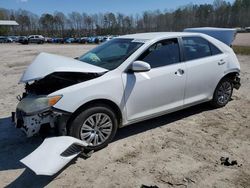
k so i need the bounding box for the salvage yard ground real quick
[0,33,250,188]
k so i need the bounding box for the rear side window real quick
[210,43,222,55]
[183,37,223,61]
[138,38,180,68]
[183,37,211,61]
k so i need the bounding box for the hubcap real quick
[80,113,112,146]
[217,81,232,105]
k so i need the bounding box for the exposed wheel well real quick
[222,72,239,81]
[66,99,123,132]
[213,71,239,96]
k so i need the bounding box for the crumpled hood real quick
[20,52,107,83]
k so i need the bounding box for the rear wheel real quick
[69,104,118,151]
[211,78,233,108]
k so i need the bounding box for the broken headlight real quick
[17,95,62,115]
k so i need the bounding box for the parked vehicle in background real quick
[0,36,13,43]
[13,32,241,151]
[8,36,19,42]
[28,35,45,44]
[0,36,7,43]
[102,36,113,42]
[45,37,53,43]
[64,37,76,43]
[18,36,29,44]
[51,38,64,44]
[94,36,105,44]
[79,37,88,44]
[87,37,95,43]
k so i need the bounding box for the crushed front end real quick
[12,52,107,137]
[12,94,71,137]
[12,71,103,137]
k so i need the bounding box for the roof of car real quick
[118,32,198,40]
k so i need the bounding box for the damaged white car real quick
[13,32,241,151]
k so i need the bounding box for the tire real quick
[69,104,118,151]
[210,78,233,108]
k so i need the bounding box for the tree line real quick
[0,0,250,37]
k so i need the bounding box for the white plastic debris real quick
[20,136,88,176]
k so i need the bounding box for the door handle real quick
[175,69,185,75]
[218,59,226,65]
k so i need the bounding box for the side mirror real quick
[74,57,79,60]
[131,61,151,72]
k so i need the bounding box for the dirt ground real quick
[0,43,249,188]
[233,33,250,46]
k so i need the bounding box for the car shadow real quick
[1,102,214,187]
[0,117,52,187]
[5,159,79,188]
[0,117,43,171]
[0,117,82,188]
[114,102,214,141]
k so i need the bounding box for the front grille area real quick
[60,143,83,157]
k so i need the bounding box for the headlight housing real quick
[17,95,62,115]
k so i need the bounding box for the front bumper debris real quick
[12,95,71,137]
[20,136,91,176]
[12,109,54,137]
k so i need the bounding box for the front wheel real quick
[69,104,118,151]
[211,78,233,108]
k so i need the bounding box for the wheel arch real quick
[66,99,123,132]
[213,71,239,95]
[222,71,240,80]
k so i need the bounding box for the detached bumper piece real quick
[20,136,90,176]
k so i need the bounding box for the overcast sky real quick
[0,0,235,15]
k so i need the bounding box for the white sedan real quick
[14,32,241,150]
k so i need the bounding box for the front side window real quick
[137,38,181,68]
[79,38,143,70]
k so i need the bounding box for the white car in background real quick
[13,32,241,151]
[28,35,45,44]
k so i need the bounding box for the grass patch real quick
[233,45,250,55]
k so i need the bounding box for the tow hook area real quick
[20,136,91,176]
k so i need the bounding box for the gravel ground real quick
[233,33,250,46]
[0,43,249,188]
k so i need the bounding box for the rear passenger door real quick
[181,36,227,105]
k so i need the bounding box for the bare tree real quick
[1,0,249,37]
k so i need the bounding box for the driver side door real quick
[122,38,186,122]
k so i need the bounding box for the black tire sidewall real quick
[212,78,233,107]
[69,104,118,151]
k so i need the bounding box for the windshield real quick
[79,38,143,70]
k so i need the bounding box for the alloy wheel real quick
[80,113,113,146]
[217,81,232,105]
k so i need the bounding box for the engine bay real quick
[25,72,103,95]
